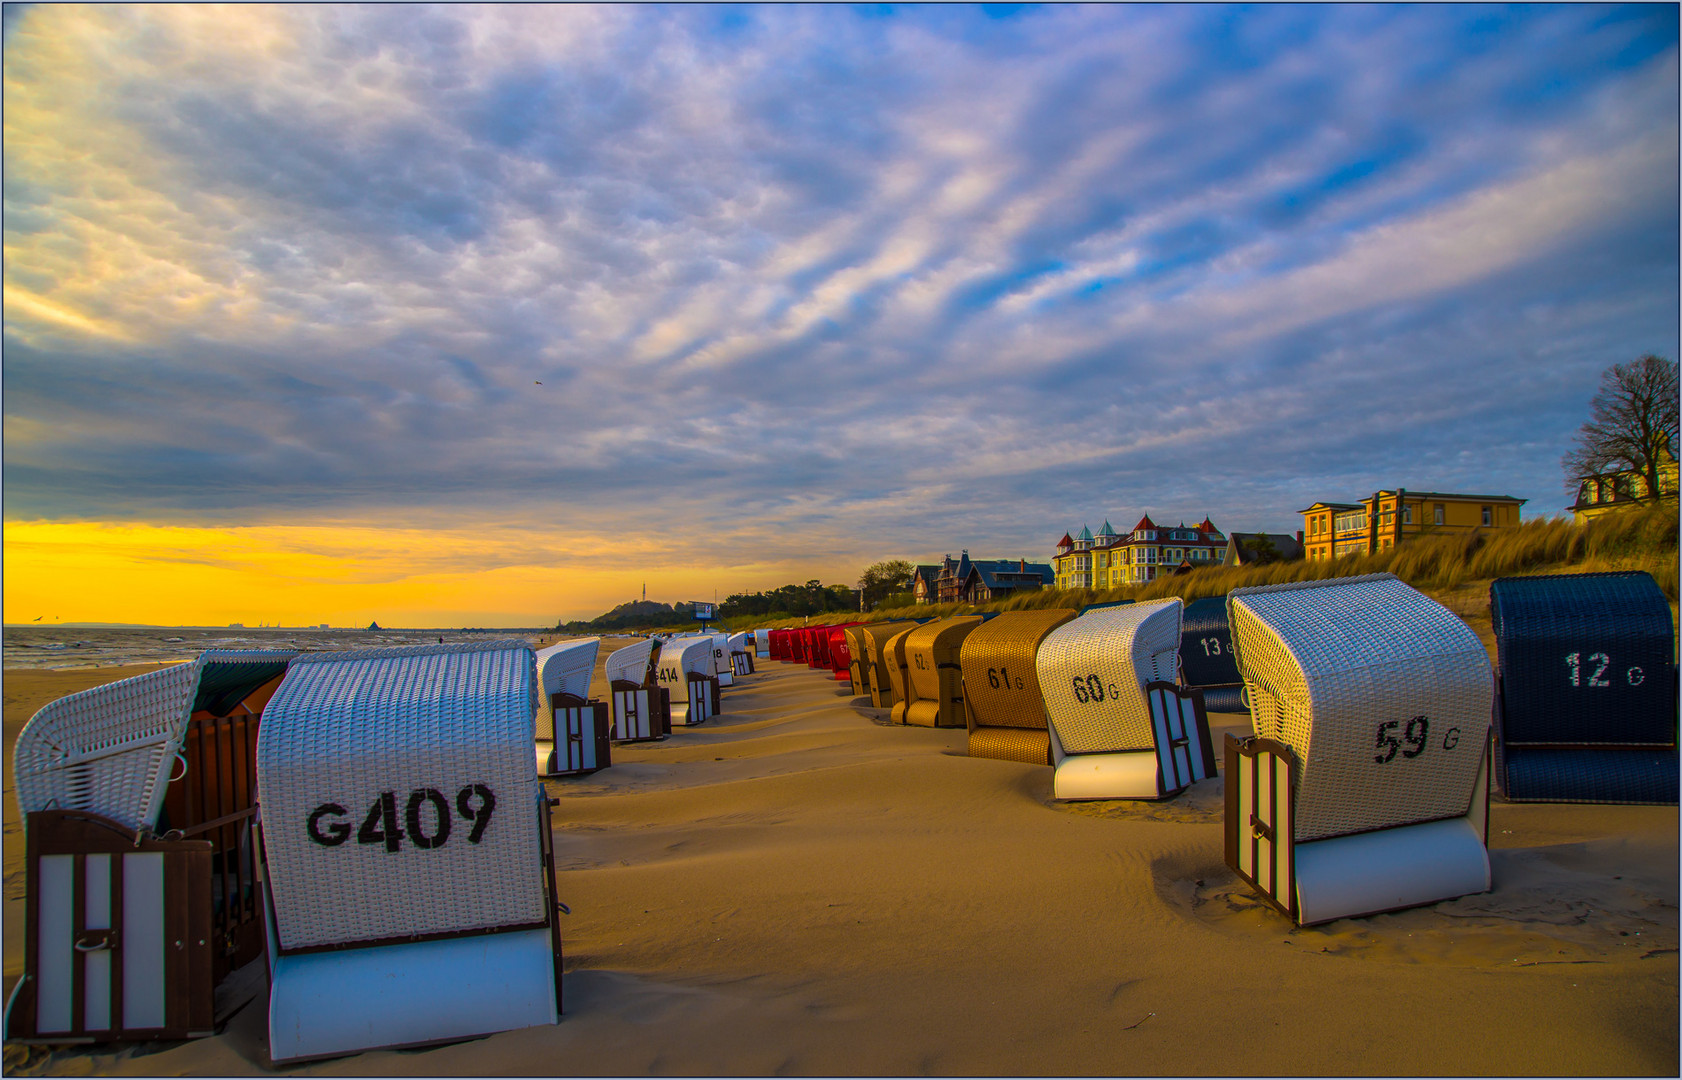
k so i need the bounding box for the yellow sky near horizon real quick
[2,520,853,627]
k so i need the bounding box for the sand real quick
[3,651,1677,1076]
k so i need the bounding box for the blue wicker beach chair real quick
[255,640,563,1062]
[1038,599,1215,800]
[1225,574,1492,925]
[534,638,608,777]
[1489,571,1678,804]
[6,650,295,1043]
[1179,595,1245,713]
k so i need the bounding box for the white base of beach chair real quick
[1294,816,1490,925]
[267,927,558,1062]
[1227,732,1492,925]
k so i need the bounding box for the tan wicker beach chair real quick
[1224,574,1493,925]
[658,637,719,725]
[1038,599,1215,799]
[534,638,608,777]
[255,640,564,1061]
[7,650,295,1043]
[884,626,919,718]
[843,625,873,695]
[898,617,984,727]
[960,610,1076,764]
[860,621,916,709]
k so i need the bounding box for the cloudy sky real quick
[3,3,1677,626]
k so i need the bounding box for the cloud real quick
[2,3,1677,621]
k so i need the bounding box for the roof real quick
[1130,514,1157,531]
[1227,532,1304,562]
[1097,520,1117,537]
[1197,516,1218,532]
[965,560,1055,590]
[1378,490,1527,504]
[1297,501,1364,514]
[1076,525,1093,541]
[1056,532,1073,546]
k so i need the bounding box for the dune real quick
[2,654,1676,1076]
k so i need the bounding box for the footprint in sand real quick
[1153,836,1679,969]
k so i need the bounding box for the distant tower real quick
[642,582,646,601]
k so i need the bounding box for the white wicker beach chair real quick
[1224,574,1492,925]
[605,639,669,742]
[754,630,774,659]
[1037,599,1215,800]
[695,633,735,687]
[7,650,296,1043]
[534,638,608,777]
[657,638,719,726]
[727,632,756,676]
[255,640,563,1062]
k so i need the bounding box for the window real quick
[1481,506,1492,527]
[1402,505,1412,524]
[1434,504,1444,525]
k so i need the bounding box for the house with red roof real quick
[1054,515,1227,588]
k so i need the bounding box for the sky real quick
[3,3,1678,627]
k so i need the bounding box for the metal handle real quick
[74,929,119,952]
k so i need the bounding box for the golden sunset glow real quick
[2,521,841,627]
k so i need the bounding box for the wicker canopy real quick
[960,609,1076,763]
[1038,599,1183,755]
[1227,574,1491,842]
[14,649,296,834]
[605,638,660,688]
[256,640,544,953]
[900,617,984,727]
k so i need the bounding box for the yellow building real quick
[1054,516,1225,587]
[1569,449,1678,524]
[1300,489,1526,562]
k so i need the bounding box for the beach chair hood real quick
[13,649,296,834]
[535,638,600,701]
[1038,598,1183,754]
[605,638,660,687]
[1227,573,1491,842]
[255,640,545,952]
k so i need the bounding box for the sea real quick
[1,625,554,670]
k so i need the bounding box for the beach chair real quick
[1038,599,1216,799]
[255,640,564,1062]
[843,626,872,695]
[862,622,917,709]
[1224,574,1492,925]
[534,639,608,777]
[960,610,1077,765]
[606,639,670,742]
[658,638,719,726]
[827,623,863,684]
[1489,571,1678,804]
[1179,595,1245,713]
[727,632,756,676]
[6,650,295,1043]
[884,626,920,719]
[754,630,774,660]
[689,634,733,688]
[897,617,984,727]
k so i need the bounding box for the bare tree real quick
[1562,354,1679,505]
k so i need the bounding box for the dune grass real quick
[745,506,1677,631]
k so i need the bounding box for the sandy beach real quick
[3,651,1677,1076]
